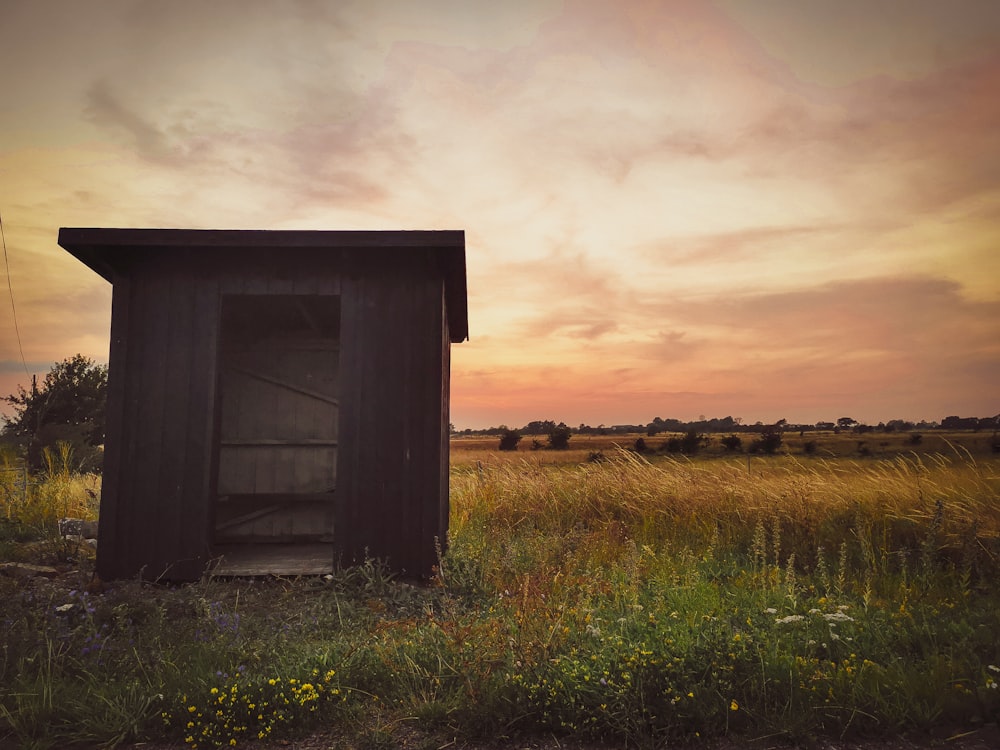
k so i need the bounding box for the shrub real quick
[548,425,572,450]
[720,435,742,452]
[680,429,705,454]
[660,437,682,453]
[750,426,782,455]
[498,429,521,452]
[660,430,706,455]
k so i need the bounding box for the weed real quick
[1,447,999,747]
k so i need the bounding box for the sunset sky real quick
[1,0,998,429]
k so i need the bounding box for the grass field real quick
[2,433,999,749]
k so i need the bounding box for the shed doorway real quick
[211,295,340,575]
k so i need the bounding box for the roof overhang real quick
[58,228,468,342]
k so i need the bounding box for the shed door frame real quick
[211,293,341,553]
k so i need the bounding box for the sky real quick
[1,0,998,430]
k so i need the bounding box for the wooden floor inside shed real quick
[209,543,334,577]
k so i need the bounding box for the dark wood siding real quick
[338,262,447,575]
[439,287,451,554]
[96,269,219,580]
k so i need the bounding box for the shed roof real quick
[58,228,468,342]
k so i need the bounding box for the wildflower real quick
[775,615,805,625]
[823,612,854,622]
[989,665,1000,673]
[730,700,739,711]
[763,608,777,614]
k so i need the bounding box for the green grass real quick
[2,444,999,748]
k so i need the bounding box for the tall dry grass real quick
[0,442,99,533]
[450,449,1000,591]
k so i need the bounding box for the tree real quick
[680,428,705,454]
[720,434,743,452]
[2,354,108,472]
[523,420,558,435]
[750,424,783,455]
[548,424,572,450]
[498,428,522,451]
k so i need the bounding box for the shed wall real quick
[97,253,451,580]
[337,268,448,575]
[97,271,220,580]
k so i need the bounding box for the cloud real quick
[84,80,170,161]
[454,273,999,426]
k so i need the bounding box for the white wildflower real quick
[764,608,777,614]
[823,612,854,622]
[775,615,805,625]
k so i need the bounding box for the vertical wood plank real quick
[96,274,130,580]
[125,272,170,578]
[150,272,195,576]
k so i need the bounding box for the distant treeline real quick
[453,414,1000,437]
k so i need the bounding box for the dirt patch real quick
[113,722,1000,750]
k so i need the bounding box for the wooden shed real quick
[58,228,467,581]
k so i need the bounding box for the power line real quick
[0,210,31,379]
